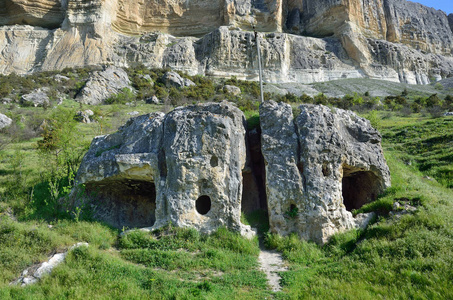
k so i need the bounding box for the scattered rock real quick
[75,110,95,123]
[53,74,70,82]
[0,113,12,129]
[162,71,195,88]
[20,89,50,107]
[76,66,132,105]
[223,85,242,96]
[127,111,139,116]
[355,213,376,229]
[390,201,417,218]
[12,243,89,287]
[145,95,160,104]
[444,112,453,117]
[139,74,153,85]
[2,98,13,104]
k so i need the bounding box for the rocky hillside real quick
[0,0,452,84]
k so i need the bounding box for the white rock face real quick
[0,113,12,129]
[260,101,391,244]
[161,71,195,88]
[223,85,242,96]
[20,89,50,107]
[12,243,89,287]
[1,0,452,84]
[73,101,391,243]
[72,101,254,237]
[76,66,132,105]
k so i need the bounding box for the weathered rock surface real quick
[224,85,242,96]
[73,101,390,243]
[12,243,89,287]
[75,109,94,123]
[260,101,390,244]
[76,66,132,105]
[145,95,160,105]
[73,101,253,237]
[0,0,452,84]
[161,71,195,88]
[20,89,50,107]
[0,113,12,129]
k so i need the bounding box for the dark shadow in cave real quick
[242,126,268,214]
[342,164,380,211]
[85,178,156,229]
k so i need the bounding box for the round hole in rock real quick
[196,195,211,215]
[342,165,380,211]
[210,155,218,167]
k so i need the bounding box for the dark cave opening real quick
[342,165,380,211]
[196,195,212,215]
[241,126,268,214]
[86,178,156,229]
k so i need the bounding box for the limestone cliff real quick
[0,0,452,84]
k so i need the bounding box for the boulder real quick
[223,85,242,96]
[0,113,12,129]
[20,89,50,107]
[53,74,70,82]
[72,101,253,237]
[76,67,132,105]
[75,110,95,123]
[145,95,160,104]
[161,72,195,88]
[260,101,391,244]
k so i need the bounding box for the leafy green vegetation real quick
[0,67,452,298]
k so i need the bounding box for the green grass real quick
[0,82,453,298]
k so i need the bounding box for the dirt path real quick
[258,248,287,292]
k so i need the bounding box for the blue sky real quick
[411,0,453,14]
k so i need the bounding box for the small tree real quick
[37,107,90,204]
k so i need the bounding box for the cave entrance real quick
[86,179,156,229]
[342,165,380,211]
[241,126,268,214]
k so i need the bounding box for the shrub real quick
[426,94,442,107]
[105,88,135,105]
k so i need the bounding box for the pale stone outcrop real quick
[0,113,12,129]
[73,101,390,243]
[223,85,242,96]
[73,101,253,237]
[260,101,390,244]
[161,71,195,88]
[75,109,94,123]
[76,66,132,105]
[12,243,89,287]
[20,89,50,107]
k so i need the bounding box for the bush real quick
[105,88,135,105]
[426,94,442,107]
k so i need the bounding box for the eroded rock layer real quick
[0,0,452,83]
